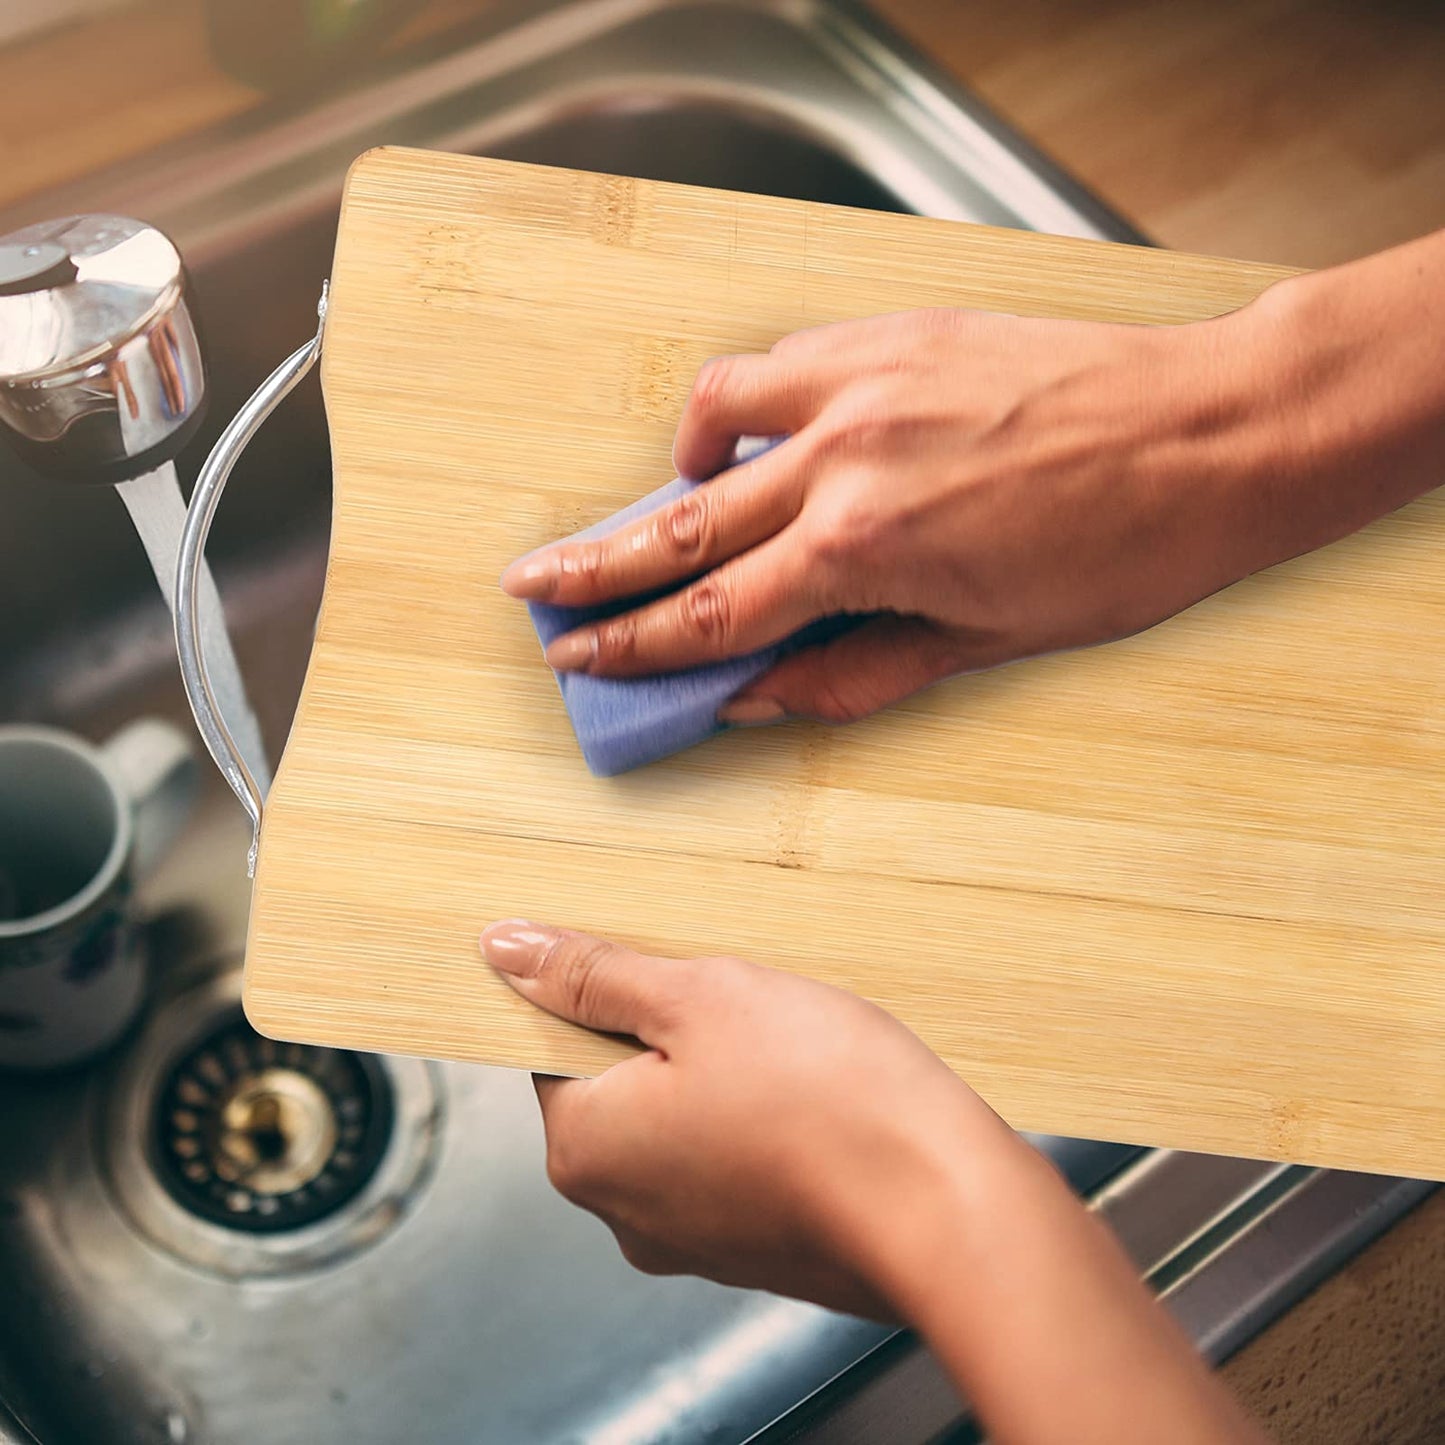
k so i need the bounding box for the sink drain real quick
[98,961,442,1278]
[151,1017,393,1232]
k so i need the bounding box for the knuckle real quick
[690,356,736,417]
[811,675,872,725]
[805,497,872,571]
[769,323,814,357]
[593,611,639,667]
[809,413,847,463]
[663,489,714,565]
[803,523,847,577]
[831,389,900,455]
[769,323,827,361]
[832,493,889,552]
[682,577,734,646]
[554,935,618,1017]
[784,425,830,488]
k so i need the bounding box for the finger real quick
[500,442,806,605]
[672,352,831,482]
[481,921,682,1043]
[719,615,987,725]
[544,530,825,677]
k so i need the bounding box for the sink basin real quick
[0,3,1429,1443]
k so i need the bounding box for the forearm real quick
[851,1140,1268,1445]
[1215,227,1445,575]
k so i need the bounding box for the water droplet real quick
[165,1408,189,1443]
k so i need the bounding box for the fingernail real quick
[500,554,558,600]
[719,696,785,726]
[546,629,598,672]
[480,920,560,978]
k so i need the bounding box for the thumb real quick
[480,922,680,1043]
[722,616,985,725]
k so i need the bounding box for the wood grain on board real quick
[244,147,1445,1179]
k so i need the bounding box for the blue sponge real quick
[527,467,852,776]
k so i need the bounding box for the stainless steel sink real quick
[0,3,1431,1443]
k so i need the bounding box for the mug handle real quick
[101,719,201,878]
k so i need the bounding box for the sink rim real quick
[1,0,1149,256]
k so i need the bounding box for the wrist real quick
[819,1102,1054,1324]
[1214,256,1444,569]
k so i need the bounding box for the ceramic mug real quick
[0,719,198,1069]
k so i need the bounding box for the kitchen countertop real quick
[4,0,1445,1436]
[1223,1190,1445,1443]
[875,0,1445,269]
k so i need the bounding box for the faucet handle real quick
[0,236,78,295]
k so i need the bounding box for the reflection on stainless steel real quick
[1171,1171,1437,1364]
[1094,1149,1292,1273]
[0,216,206,483]
[0,3,1431,1443]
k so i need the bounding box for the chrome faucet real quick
[0,215,206,483]
[0,214,275,831]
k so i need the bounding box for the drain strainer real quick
[99,962,442,1277]
[150,1016,393,1232]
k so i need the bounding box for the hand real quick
[480,921,1272,1445]
[478,920,1027,1319]
[501,302,1298,723]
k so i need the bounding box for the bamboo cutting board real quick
[244,146,1445,1178]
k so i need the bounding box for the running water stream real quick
[116,462,273,798]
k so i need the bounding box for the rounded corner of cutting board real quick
[340,143,412,198]
[241,844,294,1038]
[238,966,288,1044]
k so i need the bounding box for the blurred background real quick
[3,0,1444,265]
